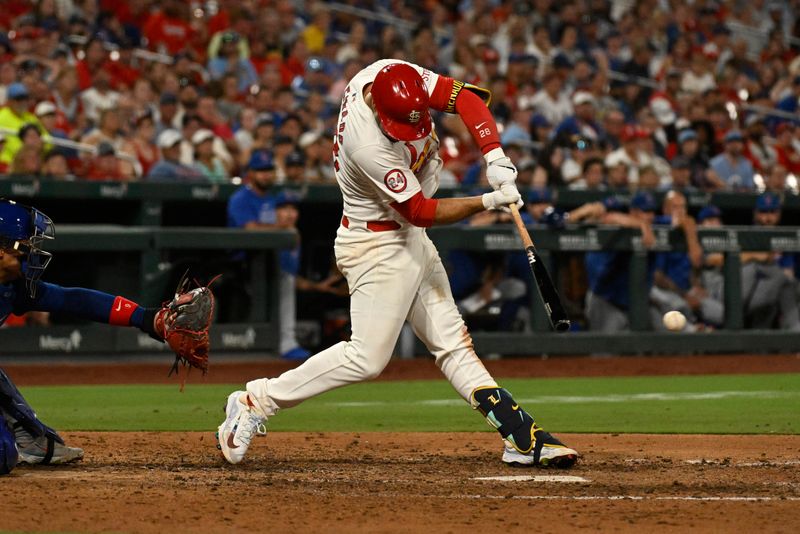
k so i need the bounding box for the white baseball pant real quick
[246,224,497,417]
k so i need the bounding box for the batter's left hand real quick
[482,184,522,212]
[486,156,518,191]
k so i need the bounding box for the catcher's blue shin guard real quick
[471,386,578,467]
[0,368,65,451]
[1,416,19,475]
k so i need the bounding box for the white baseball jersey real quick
[333,59,444,224]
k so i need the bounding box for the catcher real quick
[0,198,213,475]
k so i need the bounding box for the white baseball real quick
[663,311,687,331]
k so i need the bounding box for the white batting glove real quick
[486,156,518,191]
[482,184,523,211]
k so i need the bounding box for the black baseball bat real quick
[509,204,571,332]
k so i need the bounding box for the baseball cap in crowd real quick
[670,155,691,169]
[275,190,301,207]
[298,130,322,149]
[34,101,56,117]
[755,192,782,213]
[248,150,275,171]
[527,188,553,205]
[159,92,178,106]
[572,91,595,107]
[631,191,657,212]
[677,129,698,144]
[552,54,573,69]
[697,205,722,223]
[191,129,215,145]
[509,53,538,66]
[157,129,183,149]
[650,97,676,126]
[530,114,551,129]
[723,130,744,143]
[7,82,29,100]
[286,150,306,167]
[256,113,275,128]
[96,141,116,157]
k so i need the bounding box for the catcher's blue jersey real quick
[0,281,123,327]
[0,280,34,326]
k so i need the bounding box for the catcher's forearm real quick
[24,283,153,331]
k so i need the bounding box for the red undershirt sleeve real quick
[390,191,439,227]
[454,90,501,155]
[428,75,501,155]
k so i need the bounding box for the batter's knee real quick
[342,341,391,381]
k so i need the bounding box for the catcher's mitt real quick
[155,273,216,389]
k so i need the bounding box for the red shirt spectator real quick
[143,4,195,55]
[774,123,800,174]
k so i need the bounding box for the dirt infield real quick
[1,354,799,533]
[1,433,799,533]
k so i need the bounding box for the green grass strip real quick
[18,373,800,434]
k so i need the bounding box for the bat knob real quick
[554,320,571,332]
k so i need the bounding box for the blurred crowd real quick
[0,0,797,191]
[2,0,800,339]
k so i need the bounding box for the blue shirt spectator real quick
[709,131,755,190]
[146,130,206,182]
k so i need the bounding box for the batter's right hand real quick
[482,184,522,211]
[486,156,518,191]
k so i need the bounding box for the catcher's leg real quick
[0,416,18,475]
[0,369,83,465]
[407,237,577,468]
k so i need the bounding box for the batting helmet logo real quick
[384,169,408,193]
[371,63,432,142]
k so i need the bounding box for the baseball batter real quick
[218,60,578,468]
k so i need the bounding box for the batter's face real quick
[0,247,23,284]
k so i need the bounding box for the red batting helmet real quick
[370,63,432,141]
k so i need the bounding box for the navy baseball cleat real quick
[217,390,266,464]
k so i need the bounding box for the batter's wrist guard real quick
[471,386,535,454]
